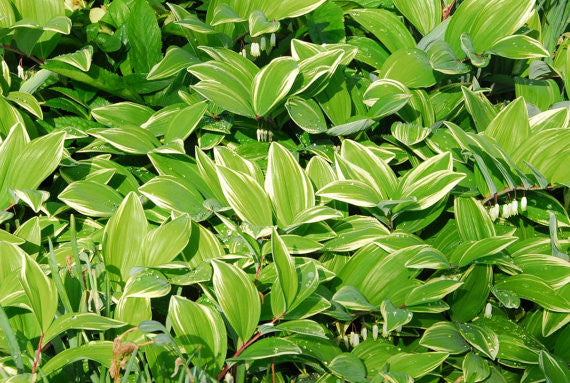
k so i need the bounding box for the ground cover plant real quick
[0,0,569,381]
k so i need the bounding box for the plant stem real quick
[216,312,286,381]
[0,45,44,66]
[481,185,552,205]
[32,332,45,374]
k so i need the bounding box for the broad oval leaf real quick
[211,259,261,342]
[252,57,299,116]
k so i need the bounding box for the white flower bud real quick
[372,324,379,340]
[502,203,510,218]
[361,326,367,341]
[511,200,518,215]
[382,322,389,338]
[484,303,492,318]
[250,42,260,57]
[260,37,267,51]
[270,33,276,47]
[17,64,24,79]
[521,196,527,211]
[224,373,234,383]
[240,48,246,57]
[349,332,359,347]
[342,335,349,349]
[489,205,499,221]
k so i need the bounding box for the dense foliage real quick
[0,0,569,382]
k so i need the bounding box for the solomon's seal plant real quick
[0,0,569,382]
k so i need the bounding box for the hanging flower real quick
[521,196,527,211]
[250,42,260,57]
[270,33,276,47]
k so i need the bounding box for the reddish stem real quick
[443,0,455,20]
[216,312,286,381]
[254,255,265,284]
[0,45,44,66]
[32,332,45,374]
[271,361,276,383]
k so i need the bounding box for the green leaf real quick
[43,313,126,345]
[539,351,570,383]
[405,279,463,306]
[210,4,245,26]
[306,2,345,44]
[91,102,154,128]
[340,139,398,199]
[393,0,441,35]
[272,228,298,309]
[454,197,495,241]
[0,305,24,373]
[325,216,390,252]
[332,285,377,312]
[248,10,279,37]
[347,9,416,53]
[168,295,227,374]
[126,0,162,73]
[367,94,413,123]
[165,102,207,142]
[490,285,520,309]
[51,45,93,72]
[211,259,261,342]
[252,57,299,116]
[58,180,123,217]
[463,352,491,383]
[42,341,113,376]
[143,214,192,266]
[175,15,216,34]
[428,40,470,75]
[381,299,413,332]
[457,322,499,360]
[391,122,431,146]
[288,205,343,228]
[348,36,390,69]
[285,96,327,134]
[20,254,58,332]
[139,176,206,220]
[450,265,492,322]
[445,0,536,58]
[326,117,375,136]
[317,180,380,207]
[461,86,497,132]
[11,189,49,213]
[41,60,142,102]
[2,130,65,209]
[274,319,327,338]
[147,47,199,80]
[265,142,315,227]
[189,60,255,118]
[420,322,470,354]
[88,126,159,154]
[6,91,43,119]
[329,353,367,381]
[217,165,273,237]
[485,97,530,155]
[519,191,570,227]
[449,236,517,267]
[380,48,437,88]
[398,152,465,211]
[386,352,449,379]
[230,337,301,361]
[488,35,549,59]
[495,274,570,312]
[102,192,147,281]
